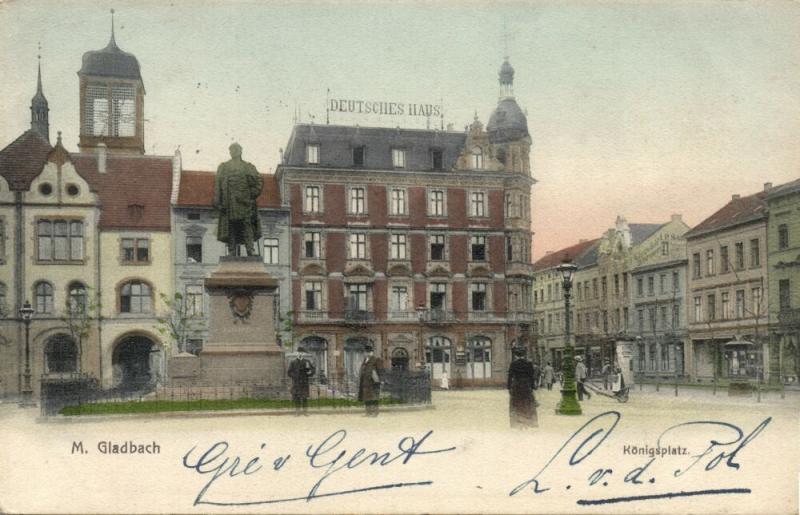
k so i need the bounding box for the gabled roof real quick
[0,130,52,190]
[176,170,281,208]
[71,154,173,231]
[630,223,663,245]
[533,239,600,272]
[282,124,467,171]
[685,191,767,239]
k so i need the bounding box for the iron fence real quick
[40,369,431,416]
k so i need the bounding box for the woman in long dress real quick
[507,347,538,428]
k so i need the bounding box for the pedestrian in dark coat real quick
[507,347,538,428]
[358,343,382,417]
[287,347,315,415]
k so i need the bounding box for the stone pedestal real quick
[198,257,285,388]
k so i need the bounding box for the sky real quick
[1,0,799,260]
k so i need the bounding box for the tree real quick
[61,286,101,373]
[279,310,298,352]
[154,292,206,354]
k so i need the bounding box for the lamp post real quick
[18,300,35,407]
[556,261,581,415]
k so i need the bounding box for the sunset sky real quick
[2,1,798,259]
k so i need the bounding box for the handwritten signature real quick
[182,429,456,506]
[510,410,771,505]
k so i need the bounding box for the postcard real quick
[0,1,798,513]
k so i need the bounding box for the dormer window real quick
[431,149,443,170]
[305,144,320,165]
[471,147,484,169]
[353,146,365,167]
[392,148,406,168]
[128,204,144,221]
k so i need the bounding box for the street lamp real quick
[556,260,581,415]
[18,300,35,407]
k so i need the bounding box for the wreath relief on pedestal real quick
[228,290,253,323]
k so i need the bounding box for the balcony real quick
[506,311,536,323]
[420,309,457,324]
[388,310,418,321]
[778,308,800,326]
[344,309,374,323]
[298,310,327,322]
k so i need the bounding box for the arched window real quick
[45,334,78,373]
[425,336,452,379]
[391,347,409,371]
[68,282,88,314]
[466,336,492,379]
[34,281,54,313]
[120,280,153,313]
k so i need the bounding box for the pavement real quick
[0,388,797,514]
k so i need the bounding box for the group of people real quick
[507,350,628,427]
[287,343,382,416]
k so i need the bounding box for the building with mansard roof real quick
[276,58,536,387]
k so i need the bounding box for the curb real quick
[37,403,435,424]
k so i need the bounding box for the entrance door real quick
[425,336,451,379]
[344,338,369,387]
[113,336,158,390]
[301,336,328,383]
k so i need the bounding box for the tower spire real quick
[109,8,117,48]
[31,42,50,142]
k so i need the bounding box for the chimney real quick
[732,194,741,201]
[671,214,682,222]
[764,182,773,192]
[97,143,107,174]
[171,148,182,205]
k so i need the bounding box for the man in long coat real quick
[507,347,538,428]
[358,343,382,417]
[542,361,555,390]
[287,347,315,415]
[213,142,263,256]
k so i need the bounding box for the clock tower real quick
[77,11,145,155]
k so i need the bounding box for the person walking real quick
[575,355,591,401]
[602,360,612,390]
[531,361,541,390]
[507,347,538,428]
[542,361,555,391]
[287,347,315,415]
[358,343,383,417]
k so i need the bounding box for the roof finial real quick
[57,131,62,144]
[502,17,511,61]
[110,8,117,46]
[36,42,43,94]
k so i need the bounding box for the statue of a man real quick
[214,143,263,256]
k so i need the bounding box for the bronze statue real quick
[214,143,263,256]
